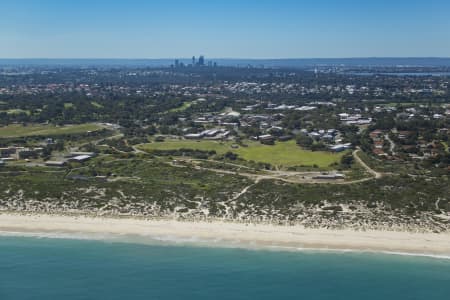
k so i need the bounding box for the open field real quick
[0,109,31,115]
[0,123,103,138]
[91,101,104,108]
[443,142,449,153]
[139,139,346,168]
[168,101,194,112]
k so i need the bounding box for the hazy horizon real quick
[2,57,450,68]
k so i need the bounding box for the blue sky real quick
[1,0,449,58]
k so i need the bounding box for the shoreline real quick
[1,212,450,258]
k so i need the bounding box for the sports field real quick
[139,139,345,168]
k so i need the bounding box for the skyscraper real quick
[192,56,196,66]
[198,55,205,66]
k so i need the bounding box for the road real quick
[169,155,379,185]
[352,149,383,179]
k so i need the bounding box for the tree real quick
[341,153,354,168]
[296,135,313,148]
[224,151,238,161]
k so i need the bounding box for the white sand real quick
[1,213,449,256]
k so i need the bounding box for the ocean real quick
[0,235,449,300]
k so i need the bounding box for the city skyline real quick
[1,0,450,59]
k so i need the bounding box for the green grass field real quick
[139,139,346,168]
[168,101,193,113]
[0,123,103,138]
[91,101,104,108]
[0,109,31,115]
[443,142,449,153]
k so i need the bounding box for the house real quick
[338,113,349,119]
[397,131,414,140]
[0,147,20,158]
[69,152,96,157]
[295,106,317,111]
[330,143,351,152]
[225,111,241,117]
[369,130,384,140]
[309,132,321,140]
[322,134,334,141]
[327,129,337,135]
[374,141,384,149]
[258,134,275,144]
[373,148,387,157]
[69,155,92,163]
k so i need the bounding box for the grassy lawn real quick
[91,101,104,108]
[64,103,75,109]
[139,139,345,168]
[0,109,31,115]
[140,140,231,153]
[0,123,103,138]
[168,101,193,112]
[443,142,449,153]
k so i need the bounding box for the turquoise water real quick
[1,236,450,300]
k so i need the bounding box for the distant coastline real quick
[1,212,449,258]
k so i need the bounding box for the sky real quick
[1,0,450,59]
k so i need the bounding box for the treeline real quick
[150,148,217,159]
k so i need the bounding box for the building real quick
[69,155,92,163]
[185,133,204,139]
[45,161,67,167]
[258,134,275,145]
[198,55,205,66]
[330,143,352,152]
[68,152,96,157]
[313,173,345,180]
[0,147,18,158]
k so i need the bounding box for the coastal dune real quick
[1,213,449,257]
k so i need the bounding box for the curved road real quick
[352,149,383,179]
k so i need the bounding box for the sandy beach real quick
[0,213,449,257]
